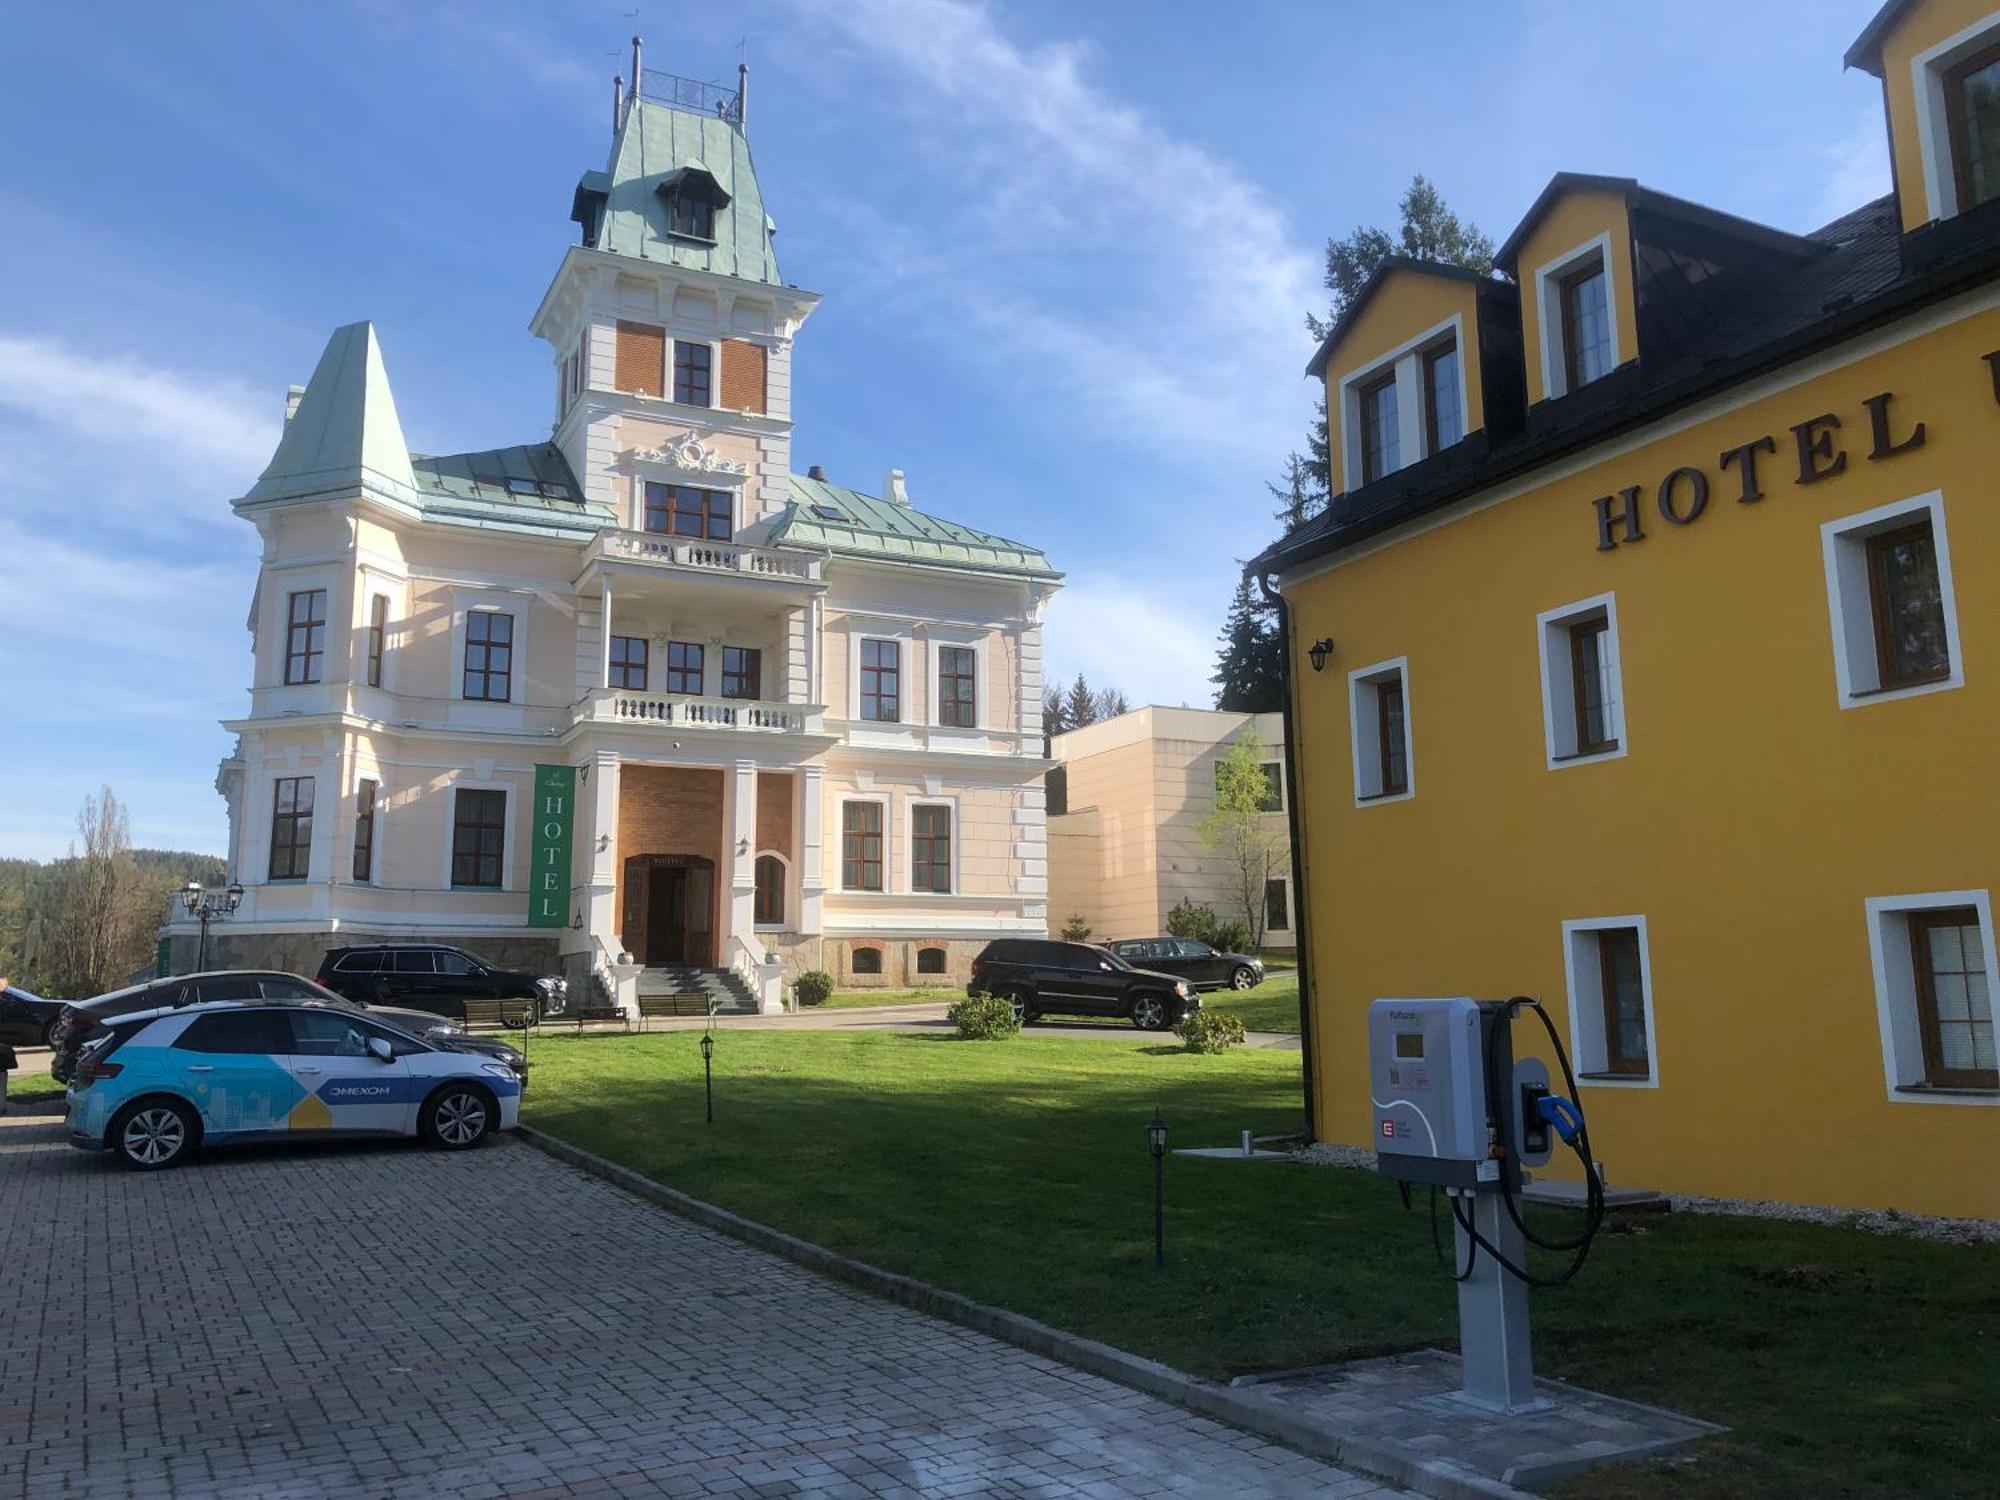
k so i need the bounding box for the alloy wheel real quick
[1133,996,1167,1030]
[1231,967,1255,990]
[122,1107,187,1167]
[434,1091,488,1146]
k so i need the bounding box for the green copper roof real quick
[587,97,780,284]
[772,474,1060,579]
[409,444,611,531]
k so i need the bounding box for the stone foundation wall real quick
[162,929,565,981]
[822,936,983,990]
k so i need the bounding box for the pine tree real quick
[1092,686,1130,720]
[1306,174,1495,340]
[1211,576,1283,713]
[1268,452,1321,531]
[1063,673,1099,732]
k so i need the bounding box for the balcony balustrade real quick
[586,528,823,584]
[576,687,824,735]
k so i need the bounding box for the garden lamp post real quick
[699,1028,715,1124]
[1147,1109,1168,1271]
[180,881,244,971]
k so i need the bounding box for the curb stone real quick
[513,1125,1536,1500]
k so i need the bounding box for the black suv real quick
[1105,938,1264,992]
[967,939,1198,1031]
[315,945,563,1027]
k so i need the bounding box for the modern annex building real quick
[175,58,1061,1009]
[1255,0,2000,1217]
[1046,708,1296,952]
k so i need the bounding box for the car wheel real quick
[1000,987,1031,1024]
[41,1017,60,1049]
[502,998,539,1031]
[112,1100,196,1170]
[1230,966,1257,991]
[421,1085,493,1150]
[1130,994,1170,1031]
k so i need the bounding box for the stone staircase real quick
[636,965,761,1017]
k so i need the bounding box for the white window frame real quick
[268,563,337,690]
[1536,591,1627,770]
[1347,656,1414,806]
[359,586,394,692]
[851,633,909,725]
[1560,915,1660,1089]
[752,847,792,932]
[1865,889,1999,1106]
[1911,13,2000,222]
[350,770,385,887]
[1264,875,1291,934]
[442,780,515,893]
[1819,490,1964,709]
[1533,232,1620,400]
[670,336,719,409]
[906,795,959,896]
[1336,314,1465,490]
[451,592,528,706]
[929,634,987,732]
[836,794,891,894]
[262,771,319,884]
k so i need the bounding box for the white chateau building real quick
[176,62,1061,1011]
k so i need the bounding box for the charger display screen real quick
[1395,1032,1425,1060]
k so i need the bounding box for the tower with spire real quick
[199,43,1061,1012]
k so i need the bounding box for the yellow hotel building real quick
[1256,0,2000,1219]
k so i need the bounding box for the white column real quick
[599,577,613,689]
[585,752,621,959]
[798,764,826,935]
[729,758,757,941]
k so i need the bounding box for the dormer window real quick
[1422,339,1463,452]
[1946,43,2000,212]
[655,165,730,244]
[671,191,715,240]
[1358,370,1400,484]
[1559,254,1613,391]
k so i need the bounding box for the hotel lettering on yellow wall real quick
[528,764,575,928]
[1257,0,2000,1220]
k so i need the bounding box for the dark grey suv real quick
[967,939,1198,1031]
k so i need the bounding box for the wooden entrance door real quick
[622,854,715,966]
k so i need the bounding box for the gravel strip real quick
[1294,1142,2000,1245]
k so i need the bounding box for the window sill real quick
[1894,1083,2000,1098]
[1577,1070,1654,1083]
[666,231,719,247]
[1847,678,1950,700]
[1551,745,1621,763]
[1356,790,1411,804]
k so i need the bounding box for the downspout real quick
[1259,569,1318,1143]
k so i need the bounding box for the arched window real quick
[754,854,785,926]
[916,947,947,975]
[852,946,883,976]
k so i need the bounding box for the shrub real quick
[792,969,834,1007]
[1176,1010,1246,1054]
[947,994,1021,1040]
[1165,898,1217,941]
[1058,913,1093,941]
[1210,920,1251,955]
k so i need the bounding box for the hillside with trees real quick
[0,787,225,998]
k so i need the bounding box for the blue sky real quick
[0,0,1891,858]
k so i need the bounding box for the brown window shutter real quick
[615,320,665,397]
[720,339,768,413]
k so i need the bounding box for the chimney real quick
[737,61,749,125]
[630,35,643,100]
[612,74,624,133]
[883,468,910,506]
[284,384,306,423]
[807,464,827,481]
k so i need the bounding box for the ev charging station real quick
[1368,997,1602,1414]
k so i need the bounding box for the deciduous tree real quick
[1197,728,1288,950]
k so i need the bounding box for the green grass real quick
[521,1029,1997,1499]
[4,1078,63,1103]
[816,989,953,1010]
[1202,972,1302,1033]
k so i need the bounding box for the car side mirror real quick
[366,1036,394,1062]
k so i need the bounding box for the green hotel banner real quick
[528,763,576,928]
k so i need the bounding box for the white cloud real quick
[1041,572,1223,710]
[783,0,1319,475]
[1812,103,1894,228]
[0,333,273,495]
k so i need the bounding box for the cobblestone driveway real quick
[0,1113,1389,1498]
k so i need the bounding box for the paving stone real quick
[0,1115,1392,1497]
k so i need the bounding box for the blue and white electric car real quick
[66,999,522,1169]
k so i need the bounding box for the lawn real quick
[1202,972,1302,1033]
[519,1028,1996,1499]
[817,988,952,1009]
